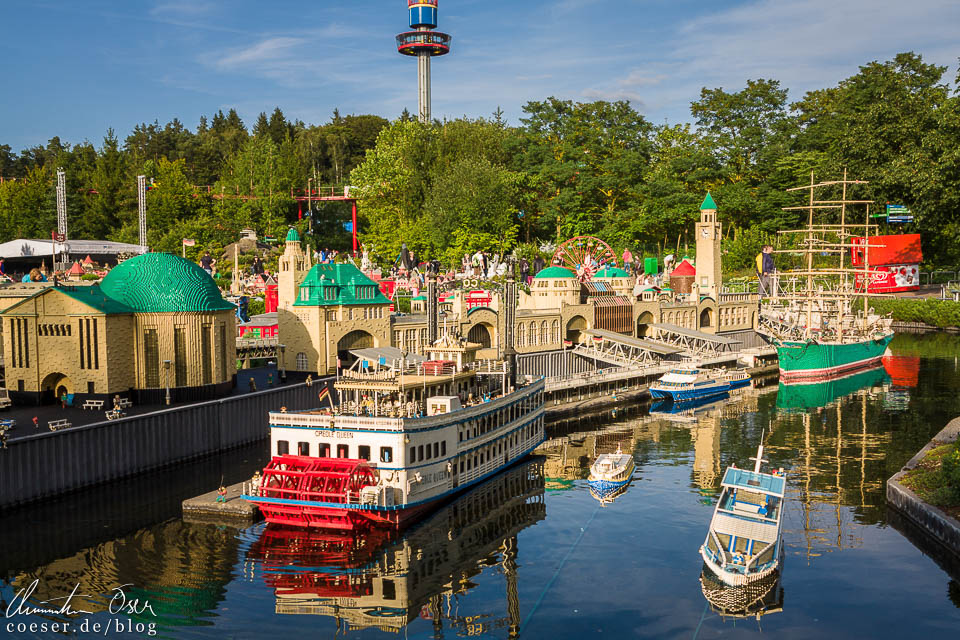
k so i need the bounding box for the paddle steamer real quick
[243,335,545,530]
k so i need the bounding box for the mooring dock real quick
[182,480,261,524]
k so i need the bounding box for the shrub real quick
[943,444,960,502]
[80,273,100,281]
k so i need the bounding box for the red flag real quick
[298,204,303,220]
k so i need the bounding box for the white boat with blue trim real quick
[242,335,545,531]
[587,445,634,503]
[699,442,785,586]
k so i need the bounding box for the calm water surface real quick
[3,332,960,639]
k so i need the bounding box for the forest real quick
[1,52,958,272]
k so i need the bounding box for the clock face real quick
[701,227,710,238]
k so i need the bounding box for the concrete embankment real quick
[182,480,261,525]
[887,417,960,557]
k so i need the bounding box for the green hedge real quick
[866,297,960,329]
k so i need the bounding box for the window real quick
[78,318,84,369]
[201,325,212,385]
[318,443,330,457]
[433,442,439,458]
[277,440,289,455]
[92,319,99,369]
[382,579,396,601]
[296,352,308,371]
[174,328,187,387]
[418,445,424,460]
[410,447,417,462]
[87,381,95,394]
[425,444,432,460]
[219,324,227,381]
[380,447,393,463]
[441,441,446,456]
[143,329,160,387]
[358,445,371,460]
[337,444,349,458]
[298,442,310,456]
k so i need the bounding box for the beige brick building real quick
[0,253,236,405]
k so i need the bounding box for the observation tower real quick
[396,0,451,123]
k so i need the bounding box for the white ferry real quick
[243,335,545,530]
[699,442,785,586]
[650,367,751,402]
[587,445,634,504]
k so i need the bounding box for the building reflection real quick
[244,457,546,635]
[8,520,239,628]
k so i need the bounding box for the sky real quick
[1,0,959,153]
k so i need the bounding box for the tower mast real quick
[397,1,451,123]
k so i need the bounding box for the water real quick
[3,333,960,639]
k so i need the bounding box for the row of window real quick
[39,323,71,337]
[277,440,394,462]
[7,318,29,368]
[457,418,542,475]
[409,440,447,464]
[142,324,228,388]
[720,306,749,326]
[517,321,560,347]
[78,318,100,370]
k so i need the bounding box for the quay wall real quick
[886,417,960,557]
[0,378,333,509]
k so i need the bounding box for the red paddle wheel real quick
[255,456,380,530]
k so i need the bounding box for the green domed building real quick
[1,253,237,405]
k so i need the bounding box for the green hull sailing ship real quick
[760,172,894,383]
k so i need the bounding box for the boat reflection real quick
[244,457,546,634]
[700,565,784,621]
[775,364,889,412]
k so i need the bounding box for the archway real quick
[467,323,493,349]
[337,330,376,368]
[40,372,73,405]
[699,308,714,329]
[566,316,588,344]
[636,311,654,338]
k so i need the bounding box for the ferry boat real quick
[242,335,546,530]
[723,369,751,390]
[649,368,730,402]
[587,445,634,503]
[699,441,785,587]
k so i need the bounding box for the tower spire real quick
[397,1,451,123]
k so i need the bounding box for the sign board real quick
[886,204,914,223]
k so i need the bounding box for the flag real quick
[182,238,196,246]
[317,387,329,402]
[298,203,303,220]
[563,340,573,347]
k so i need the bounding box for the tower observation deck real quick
[396,0,451,123]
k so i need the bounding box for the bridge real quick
[649,323,741,356]
[573,328,683,367]
[236,338,278,365]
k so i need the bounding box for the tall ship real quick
[243,335,545,530]
[760,171,894,382]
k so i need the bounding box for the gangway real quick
[573,329,683,368]
[650,323,741,356]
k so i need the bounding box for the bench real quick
[105,408,126,421]
[0,397,11,410]
[117,398,132,409]
[48,419,71,431]
[82,400,104,410]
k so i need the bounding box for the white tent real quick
[0,239,146,260]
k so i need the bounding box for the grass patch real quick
[865,297,960,329]
[900,443,960,521]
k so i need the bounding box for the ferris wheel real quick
[551,236,618,282]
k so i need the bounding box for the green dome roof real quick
[286,227,300,242]
[534,266,576,279]
[595,267,630,278]
[100,253,235,313]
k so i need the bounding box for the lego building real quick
[0,253,237,405]
[277,228,393,375]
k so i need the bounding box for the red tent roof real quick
[83,255,94,264]
[68,261,85,275]
[672,259,696,276]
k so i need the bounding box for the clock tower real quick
[695,192,722,299]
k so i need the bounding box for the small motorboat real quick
[722,369,752,390]
[699,440,785,586]
[587,445,634,503]
[649,368,729,402]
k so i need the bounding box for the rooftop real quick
[535,266,576,279]
[294,263,392,307]
[99,252,235,313]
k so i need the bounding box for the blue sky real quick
[2,0,959,152]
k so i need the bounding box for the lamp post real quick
[163,360,171,405]
[279,344,286,382]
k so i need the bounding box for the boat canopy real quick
[659,370,699,383]
[721,468,785,498]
